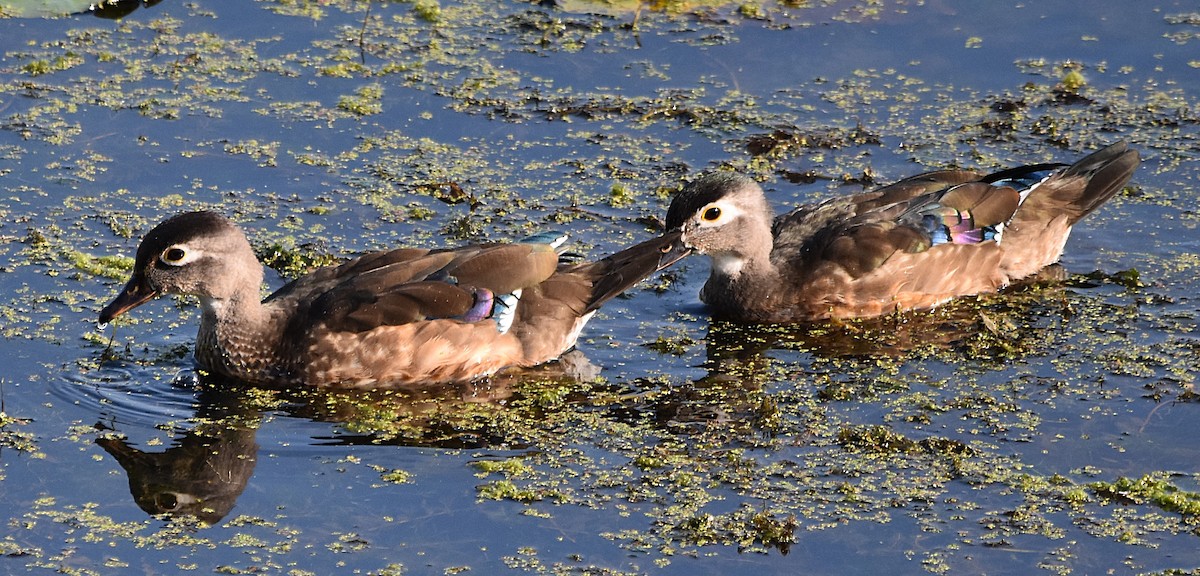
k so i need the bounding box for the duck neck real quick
[194,278,277,383]
[706,247,778,293]
[699,212,780,316]
[708,211,777,284]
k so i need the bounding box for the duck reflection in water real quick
[702,262,1072,366]
[632,266,1086,455]
[94,351,605,523]
[95,384,259,525]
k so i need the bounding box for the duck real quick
[664,141,1139,323]
[99,211,690,389]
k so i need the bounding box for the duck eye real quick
[161,247,188,265]
[155,492,180,511]
[702,206,722,222]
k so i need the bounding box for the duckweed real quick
[0,0,1196,574]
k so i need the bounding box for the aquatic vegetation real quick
[0,0,1197,574]
[1090,474,1200,518]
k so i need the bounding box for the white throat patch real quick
[710,252,745,278]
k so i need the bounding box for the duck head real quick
[100,211,262,324]
[665,172,775,278]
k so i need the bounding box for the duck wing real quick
[773,170,1020,279]
[285,243,562,334]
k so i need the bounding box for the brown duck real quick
[664,141,1139,322]
[99,212,689,388]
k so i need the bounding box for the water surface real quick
[1,0,1198,574]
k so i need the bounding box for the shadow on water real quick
[58,349,621,525]
[60,262,1149,535]
[34,259,1194,568]
[278,351,604,449]
[621,267,1093,437]
[698,264,1075,372]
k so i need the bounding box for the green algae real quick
[66,251,132,280]
[336,84,385,116]
[0,0,1197,574]
[0,402,38,458]
[256,239,340,279]
[1090,474,1200,519]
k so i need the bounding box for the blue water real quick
[1,0,1198,574]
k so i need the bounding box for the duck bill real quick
[656,230,693,270]
[99,276,159,324]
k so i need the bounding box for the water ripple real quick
[55,362,202,430]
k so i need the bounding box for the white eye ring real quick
[159,244,199,266]
[697,201,741,226]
